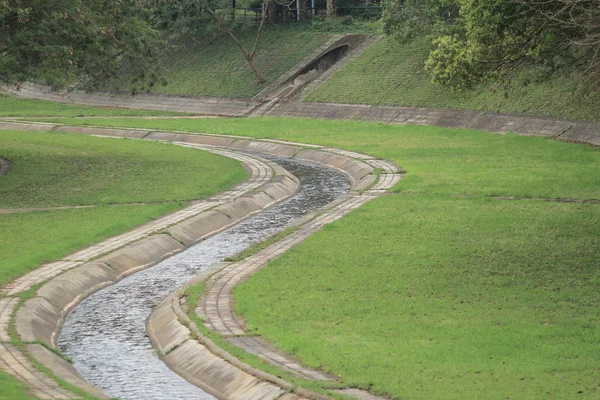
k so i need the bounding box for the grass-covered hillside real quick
[153,24,331,98]
[306,37,600,122]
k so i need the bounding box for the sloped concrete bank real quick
[2,83,254,117]
[0,121,303,399]
[3,82,600,146]
[268,102,600,146]
[147,141,401,399]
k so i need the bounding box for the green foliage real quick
[383,0,459,41]
[0,0,164,90]
[384,0,600,92]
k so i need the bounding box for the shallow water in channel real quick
[59,155,350,400]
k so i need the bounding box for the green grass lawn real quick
[0,130,246,208]
[152,24,331,98]
[0,94,184,117]
[306,37,600,122]
[42,116,600,399]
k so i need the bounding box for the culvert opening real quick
[288,44,350,88]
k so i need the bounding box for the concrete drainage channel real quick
[0,121,402,400]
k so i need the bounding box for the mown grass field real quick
[0,128,247,400]
[152,24,331,98]
[0,94,183,117]
[306,37,600,122]
[45,116,600,399]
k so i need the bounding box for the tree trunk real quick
[246,57,266,84]
[326,0,336,18]
[298,0,307,20]
[266,0,277,23]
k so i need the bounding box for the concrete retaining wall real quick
[2,83,254,117]
[269,102,600,146]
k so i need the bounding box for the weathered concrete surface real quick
[0,297,18,342]
[2,82,254,116]
[147,296,191,355]
[561,123,600,146]
[230,140,303,158]
[36,262,118,313]
[148,287,314,400]
[100,234,185,278]
[146,131,236,147]
[0,343,78,399]
[0,121,56,131]
[167,210,234,246]
[54,125,149,139]
[214,198,266,221]
[27,344,109,399]
[166,340,285,400]
[15,297,64,347]
[332,388,389,400]
[294,149,374,186]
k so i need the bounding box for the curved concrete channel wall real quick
[145,139,402,399]
[0,120,400,399]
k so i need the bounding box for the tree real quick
[205,0,269,84]
[384,0,600,91]
[146,0,270,84]
[327,0,336,18]
[0,0,164,90]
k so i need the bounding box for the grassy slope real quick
[0,94,184,117]
[306,37,600,122]
[154,24,331,98]
[43,116,600,399]
[0,130,246,208]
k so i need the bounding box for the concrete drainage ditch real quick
[0,121,402,400]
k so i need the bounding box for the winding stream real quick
[59,155,350,400]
